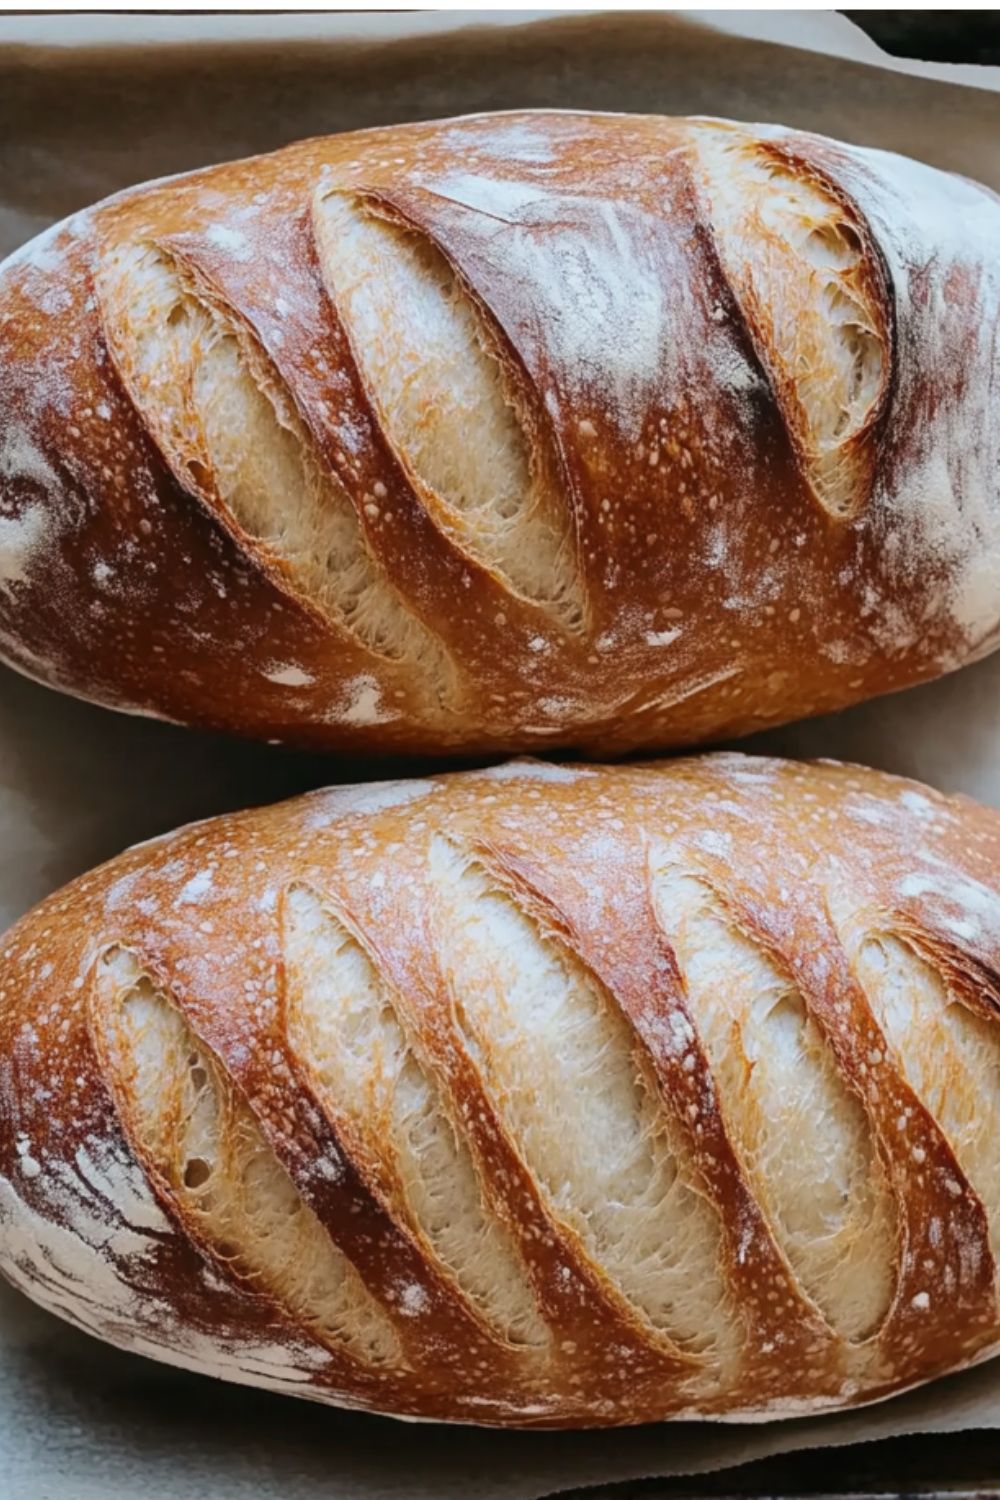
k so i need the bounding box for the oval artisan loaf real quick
[2,111,1000,753]
[4,753,1000,1426]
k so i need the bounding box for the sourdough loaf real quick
[3,754,1000,1425]
[1,112,999,752]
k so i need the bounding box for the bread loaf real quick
[1,112,1000,753]
[3,752,1000,1425]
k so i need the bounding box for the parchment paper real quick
[3,11,1000,1496]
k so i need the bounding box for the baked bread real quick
[1,112,999,754]
[3,751,1000,1426]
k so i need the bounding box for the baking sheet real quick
[3,10,1000,1496]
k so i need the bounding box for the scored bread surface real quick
[3,754,1000,1426]
[1,112,999,751]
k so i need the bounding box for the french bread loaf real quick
[2,112,1000,753]
[3,753,1000,1425]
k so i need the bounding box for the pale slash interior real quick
[88,837,1000,1390]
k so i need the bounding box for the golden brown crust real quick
[3,752,1000,1425]
[1,112,999,751]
